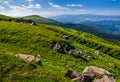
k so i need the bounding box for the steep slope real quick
[0,21,120,81]
[22,15,120,44]
[58,23,120,45]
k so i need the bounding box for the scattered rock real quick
[83,51,89,55]
[83,75,93,82]
[71,77,83,82]
[66,43,75,52]
[63,35,69,40]
[17,54,42,65]
[83,66,115,82]
[51,41,57,49]
[61,39,68,44]
[65,68,82,79]
[93,75,116,82]
[53,44,63,53]
[51,35,93,61]
[69,49,82,58]
[65,66,116,82]
[51,39,75,54]
[30,22,37,25]
[95,50,100,55]
[85,56,93,61]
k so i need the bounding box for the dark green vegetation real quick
[58,23,120,45]
[23,15,120,45]
[81,20,120,35]
[50,14,120,35]
[0,14,11,19]
[0,14,35,24]
[1,14,120,45]
[0,21,120,82]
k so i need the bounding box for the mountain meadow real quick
[0,14,120,82]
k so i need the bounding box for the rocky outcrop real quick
[65,66,116,82]
[53,43,64,53]
[30,22,37,25]
[51,35,75,54]
[63,35,69,40]
[68,49,82,58]
[82,55,93,61]
[65,68,82,79]
[51,35,93,61]
[17,54,42,65]
[83,66,116,82]
[83,51,89,55]
[95,50,100,55]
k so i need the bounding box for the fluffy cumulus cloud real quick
[24,4,41,9]
[48,2,65,9]
[35,4,41,8]
[0,0,42,17]
[67,4,83,7]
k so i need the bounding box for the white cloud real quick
[0,6,5,10]
[48,2,65,9]
[5,2,41,17]
[112,0,116,1]
[35,4,41,8]
[10,5,28,12]
[67,4,83,7]
[2,1,9,5]
[0,0,10,5]
[26,0,34,2]
[26,4,34,8]
[25,4,41,9]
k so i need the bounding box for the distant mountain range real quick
[50,14,120,23]
[22,15,120,44]
[1,14,120,44]
[81,20,120,35]
[49,14,120,35]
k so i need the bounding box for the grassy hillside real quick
[0,14,11,19]
[22,15,120,45]
[58,23,120,45]
[23,15,57,24]
[0,21,120,82]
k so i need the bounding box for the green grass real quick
[23,15,55,24]
[0,21,120,82]
[0,14,11,19]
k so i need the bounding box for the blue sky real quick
[0,0,120,17]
